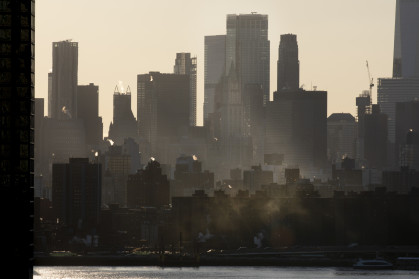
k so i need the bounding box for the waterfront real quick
[34,266,419,279]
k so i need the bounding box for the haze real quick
[35,0,395,135]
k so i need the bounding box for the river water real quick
[34,266,419,279]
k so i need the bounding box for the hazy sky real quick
[35,0,396,135]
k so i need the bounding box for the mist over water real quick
[34,266,419,279]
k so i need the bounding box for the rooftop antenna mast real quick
[366,60,374,104]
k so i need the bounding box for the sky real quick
[35,0,396,136]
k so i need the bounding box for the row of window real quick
[0,1,34,14]
[0,72,34,85]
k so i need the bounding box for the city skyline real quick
[35,0,396,135]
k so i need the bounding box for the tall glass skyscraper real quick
[174,53,197,127]
[225,13,270,105]
[204,35,225,124]
[393,0,419,78]
[51,40,78,119]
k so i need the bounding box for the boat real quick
[353,258,393,270]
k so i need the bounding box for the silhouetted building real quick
[327,113,357,163]
[50,40,78,119]
[174,52,197,126]
[35,98,45,175]
[108,85,137,145]
[126,160,170,208]
[204,35,226,124]
[400,129,419,171]
[395,100,419,167]
[266,90,327,176]
[0,1,35,275]
[52,158,102,232]
[277,34,299,92]
[393,0,419,78]
[137,72,190,163]
[364,105,388,169]
[355,90,372,163]
[382,167,419,193]
[77,83,103,146]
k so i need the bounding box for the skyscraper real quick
[204,35,226,124]
[277,34,299,92]
[137,72,190,162]
[51,40,78,119]
[108,85,137,145]
[393,0,419,78]
[77,83,103,146]
[225,13,270,105]
[174,53,197,126]
[265,90,328,177]
[0,1,35,276]
[364,105,388,169]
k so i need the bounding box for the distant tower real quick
[108,85,138,145]
[225,13,270,105]
[393,0,419,78]
[204,35,226,124]
[174,53,197,126]
[77,83,103,145]
[277,34,299,92]
[51,40,78,119]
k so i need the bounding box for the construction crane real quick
[366,60,374,102]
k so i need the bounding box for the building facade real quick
[0,1,35,275]
[52,158,102,232]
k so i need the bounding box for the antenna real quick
[366,60,374,103]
